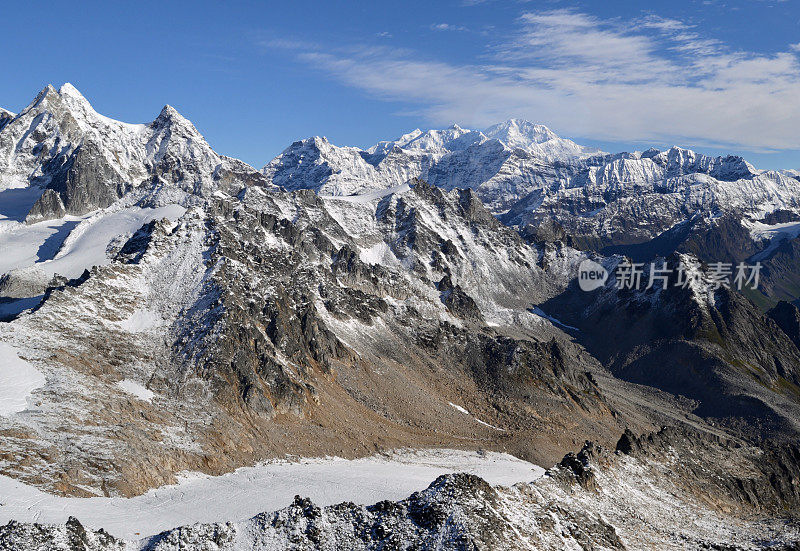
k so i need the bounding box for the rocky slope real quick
[0,173,638,496]
[539,252,800,441]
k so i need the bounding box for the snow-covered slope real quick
[4,430,799,550]
[0,83,273,302]
[0,173,612,498]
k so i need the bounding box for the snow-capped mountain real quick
[264,119,600,211]
[264,120,800,280]
[0,83,269,225]
[2,83,800,550]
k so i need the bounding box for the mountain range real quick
[1,84,799,549]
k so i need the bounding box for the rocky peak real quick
[57,82,95,113]
[0,84,266,224]
[393,123,484,153]
[651,146,756,181]
[151,104,204,140]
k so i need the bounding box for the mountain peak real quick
[484,119,559,147]
[55,82,98,119]
[58,82,86,100]
[157,104,182,120]
[153,104,198,135]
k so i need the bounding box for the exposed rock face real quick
[616,425,800,518]
[27,140,127,221]
[263,121,600,212]
[0,107,13,132]
[0,176,627,497]
[0,517,125,551]
[263,123,800,304]
[768,301,800,349]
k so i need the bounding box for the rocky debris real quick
[438,275,484,322]
[0,177,623,496]
[0,516,124,551]
[614,425,800,515]
[552,441,600,491]
[2,84,800,548]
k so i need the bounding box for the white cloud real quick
[430,23,469,32]
[267,10,800,152]
[790,42,800,52]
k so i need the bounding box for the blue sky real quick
[2,0,800,169]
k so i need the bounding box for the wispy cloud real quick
[430,23,469,32]
[263,9,800,152]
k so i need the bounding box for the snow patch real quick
[746,219,800,261]
[0,342,46,416]
[0,205,186,285]
[359,241,400,267]
[531,307,579,331]
[115,380,155,403]
[327,182,412,204]
[116,308,163,333]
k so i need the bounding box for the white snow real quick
[746,219,800,261]
[0,205,186,287]
[0,342,46,416]
[116,308,163,333]
[44,204,186,279]
[115,380,155,403]
[359,241,400,267]
[474,418,506,432]
[531,307,579,331]
[447,402,505,431]
[327,182,412,204]
[0,449,544,541]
